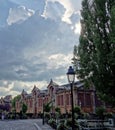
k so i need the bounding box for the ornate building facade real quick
[15,79,112,115]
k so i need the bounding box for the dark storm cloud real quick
[0,11,79,82]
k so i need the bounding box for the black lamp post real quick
[67,66,75,130]
[42,95,45,125]
[14,109,16,119]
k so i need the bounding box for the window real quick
[78,93,84,107]
[60,95,63,106]
[85,93,91,106]
[66,94,69,105]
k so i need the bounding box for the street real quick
[0,119,53,130]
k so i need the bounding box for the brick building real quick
[15,79,112,116]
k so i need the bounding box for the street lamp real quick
[67,66,75,130]
[14,109,16,119]
[42,95,45,125]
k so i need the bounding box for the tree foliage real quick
[12,95,21,109]
[44,101,52,112]
[22,103,27,114]
[55,107,61,114]
[96,107,106,119]
[73,0,115,105]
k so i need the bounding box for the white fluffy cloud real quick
[45,0,82,23]
[42,1,65,21]
[0,80,48,97]
[7,6,35,25]
[48,53,73,69]
[43,0,81,34]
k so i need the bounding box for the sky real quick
[0,0,82,97]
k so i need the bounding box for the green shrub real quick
[45,112,50,119]
[96,107,106,119]
[48,118,56,129]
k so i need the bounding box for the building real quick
[15,79,113,116]
[0,95,12,112]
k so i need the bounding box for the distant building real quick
[0,95,12,112]
[15,79,113,116]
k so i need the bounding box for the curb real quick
[34,123,42,130]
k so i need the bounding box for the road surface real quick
[0,119,53,130]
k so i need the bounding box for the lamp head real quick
[67,66,75,83]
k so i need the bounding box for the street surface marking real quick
[34,123,42,130]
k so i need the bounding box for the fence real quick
[78,119,115,130]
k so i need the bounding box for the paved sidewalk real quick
[35,119,54,130]
[0,119,54,130]
[0,119,39,130]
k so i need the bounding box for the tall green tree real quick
[12,95,21,109]
[22,103,27,114]
[73,0,115,105]
[44,101,52,112]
